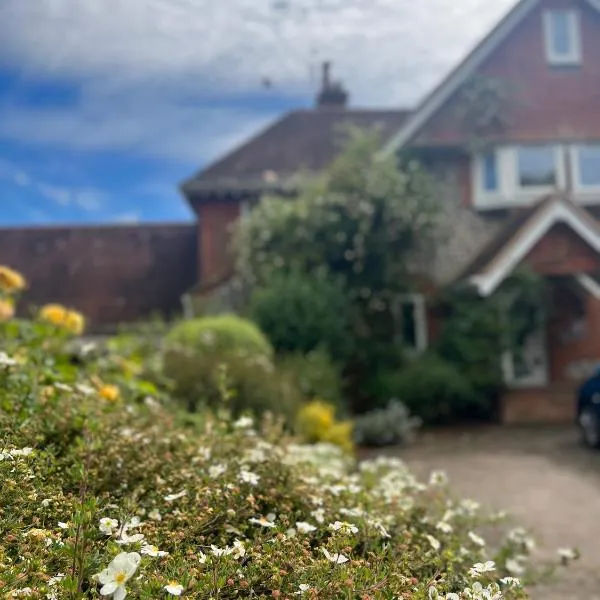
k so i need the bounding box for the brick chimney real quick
[316,61,349,108]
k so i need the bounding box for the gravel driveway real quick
[364,426,600,600]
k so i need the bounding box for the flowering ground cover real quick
[0,268,572,599]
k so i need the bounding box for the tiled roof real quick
[181,108,411,197]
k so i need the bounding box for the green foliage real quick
[249,271,351,360]
[277,348,344,408]
[166,314,273,359]
[353,400,422,447]
[0,312,562,599]
[435,268,547,406]
[373,354,481,425]
[236,128,439,411]
[163,315,303,419]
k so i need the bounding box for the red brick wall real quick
[501,385,578,423]
[416,0,600,145]
[0,224,198,330]
[197,201,241,284]
[522,223,600,275]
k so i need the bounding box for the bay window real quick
[516,146,558,189]
[572,145,600,191]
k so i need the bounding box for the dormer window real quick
[543,11,581,66]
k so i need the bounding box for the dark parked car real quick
[577,368,600,448]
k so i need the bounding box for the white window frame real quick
[543,10,582,66]
[473,145,565,210]
[570,145,600,194]
[396,294,428,354]
[513,144,565,195]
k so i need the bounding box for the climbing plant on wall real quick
[455,75,513,152]
[434,267,547,409]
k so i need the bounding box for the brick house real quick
[181,0,600,424]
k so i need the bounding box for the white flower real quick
[426,535,441,551]
[230,539,245,559]
[208,464,226,478]
[48,574,65,586]
[99,518,119,536]
[164,490,187,502]
[499,576,521,587]
[198,551,208,564]
[321,548,349,564]
[140,544,168,557]
[148,509,162,521]
[468,531,486,547]
[164,582,184,596]
[10,588,33,597]
[57,522,68,530]
[249,515,276,528]
[328,521,358,535]
[436,521,453,534]
[558,547,578,562]
[505,557,526,575]
[239,470,260,485]
[95,552,141,600]
[468,561,496,577]
[296,521,317,534]
[429,471,448,486]
[11,447,33,457]
[76,383,95,396]
[0,352,17,367]
[211,545,233,557]
[294,584,311,595]
[41,499,52,508]
[311,508,325,523]
[233,416,254,429]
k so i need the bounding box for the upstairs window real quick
[544,11,581,66]
[482,151,499,192]
[572,145,600,190]
[516,146,558,189]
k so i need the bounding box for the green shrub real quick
[277,348,344,408]
[353,400,421,447]
[163,315,302,420]
[249,272,351,360]
[0,298,562,599]
[373,354,483,425]
[166,314,273,359]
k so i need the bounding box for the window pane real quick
[517,147,556,187]
[400,302,417,348]
[482,152,498,192]
[550,12,572,56]
[577,146,600,187]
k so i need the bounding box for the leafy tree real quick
[235,128,438,410]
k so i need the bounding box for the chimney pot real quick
[316,61,349,109]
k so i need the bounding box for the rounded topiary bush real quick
[163,315,302,419]
[166,314,273,359]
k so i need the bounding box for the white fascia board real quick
[470,200,600,296]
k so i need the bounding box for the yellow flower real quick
[0,299,15,322]
[296,400,336,442]
[322,421,355,454]
[0,266,26,293]
[39,304,86,335]
[99,385,120,403]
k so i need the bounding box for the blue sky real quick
[0,0,513,225]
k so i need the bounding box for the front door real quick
[503,327,549,388]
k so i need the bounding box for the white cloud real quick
[115,211,142,224]
[0,158,107,211]
[0,0,516,164]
